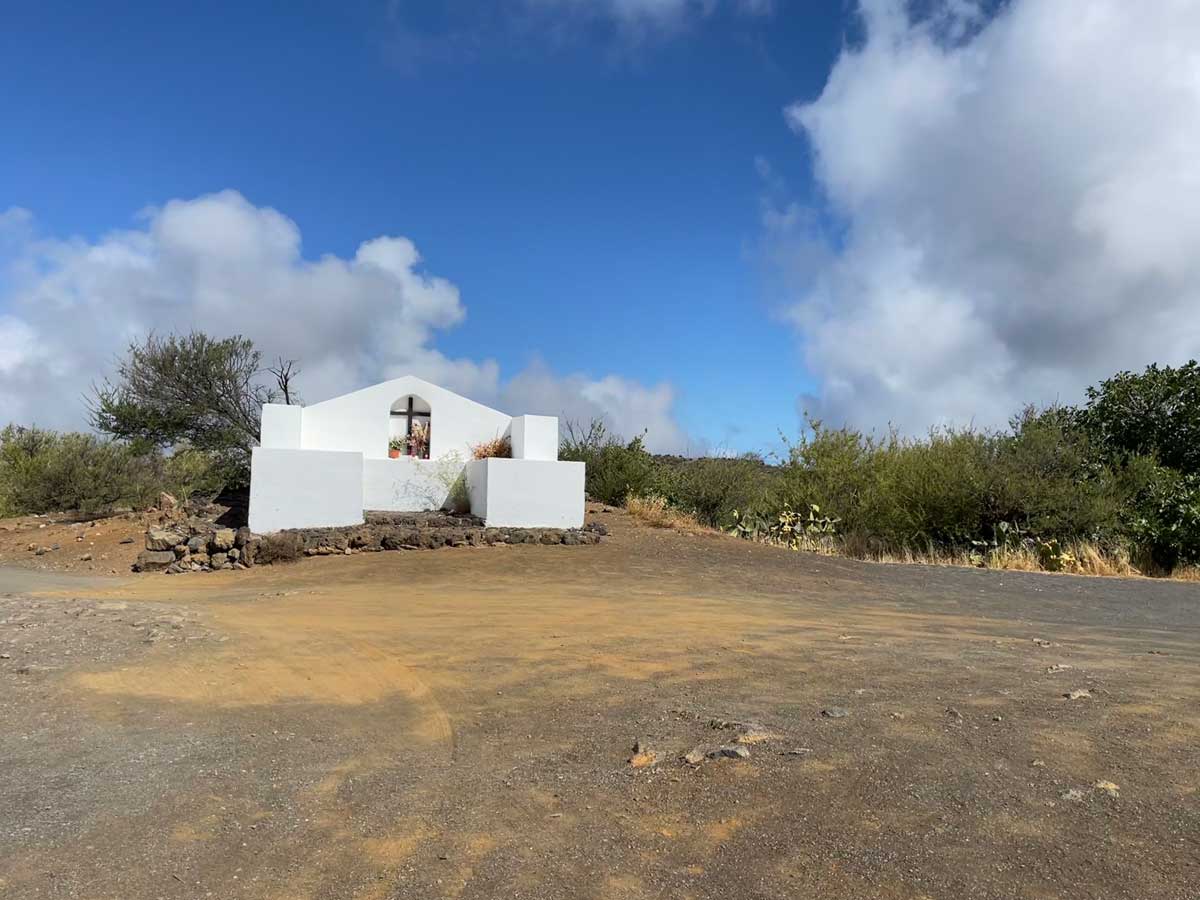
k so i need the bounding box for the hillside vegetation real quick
[561,362,1200,577]
[3,338,1197,578]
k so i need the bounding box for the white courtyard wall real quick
[465,459,489,522]
[299,376,511,460]
[260,404,303,449]
[511,415,559,461]
[248,448,364,533]
[467,458,584,528]
[251,377,585,531]
[363,457,458,511]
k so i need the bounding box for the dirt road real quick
[2,511,1198,899]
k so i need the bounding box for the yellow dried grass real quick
[625,495,711,535]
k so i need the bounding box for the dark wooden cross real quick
[390,396,430,437]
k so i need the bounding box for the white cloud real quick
[500,361,686,451]
[771,0,1200,432]
[0,190,687,452]
[383,0,767,65]
[524,0,764,26]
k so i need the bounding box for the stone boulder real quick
[134,549,177,572]
[210,528,237,552]
[146,529,185,551]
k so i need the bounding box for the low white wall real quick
[467,458,584,528]
[248,448,365,533]
[363,457,464,511]
[261,404,302,449]
[511,415,559,461]
[465,458,489,520]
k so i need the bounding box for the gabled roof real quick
[304,375,508,419]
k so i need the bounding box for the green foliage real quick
[652,454,774,528]
[990,405,1122,540]
[1079,360,1200,475]
[1125,466,1200,569]
[560,420,657,506]
[0,424,219,517]
[765,410,1132,555]
[91,331,295,484]
[728,503,839,550]
[772,422,999,548]
[1035,538,1076,573]
[558,361,1200,577]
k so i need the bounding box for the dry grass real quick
[855,540,1141,578]
[471,436,512,460]
[253,531,304,565]
[625,495,711,535]
[1169,565,1200,582]
[753,531,1167,580]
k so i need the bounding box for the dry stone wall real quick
[135,510,606,574]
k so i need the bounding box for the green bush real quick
[561,371,1200,575]
[767,414,1129,553]
[560,420,657,506]
[0,424,219,517]
[653,454,775,527]
[1079,360,1200,475]
[989,406,1123,541]
[1125,465,1200,569]
[771,423,996,547]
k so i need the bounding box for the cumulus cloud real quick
[0,190,687,452]
[771,0,1200,432]
[500,361,686,451]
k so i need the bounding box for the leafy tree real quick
[1125,465,1200,569]
[91,332,298,483]
[1079,361,1200,474]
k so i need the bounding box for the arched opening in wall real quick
[388,395,431,459]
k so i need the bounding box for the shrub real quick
[0,424,219,517]
[989,405,1123,541]
[471,436,512,460]
[560,420,657,506]
[767,415,1128,554]
[1125,466,1200,570]
[654,454,775,528]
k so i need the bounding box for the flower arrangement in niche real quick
[408,421,430,459]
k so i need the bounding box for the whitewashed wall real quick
[362,457,457,511]
[296,376,511,460]
[251,376,582,531]
[466,458,584,528]
[511,415,559,461]
[248,448,364,533]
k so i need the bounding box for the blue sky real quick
[3,1,1196,453]
[2,0,849,453]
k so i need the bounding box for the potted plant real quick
[388,436,404,459]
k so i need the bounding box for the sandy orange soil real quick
[2,507,1198,898]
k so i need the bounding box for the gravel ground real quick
[1,509,1198,899]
